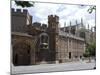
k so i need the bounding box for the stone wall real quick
[11,32,35,65]
[56,35,85,63]
[11,8,32,33]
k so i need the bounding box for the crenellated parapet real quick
[11,8,28,15]
[48,15,59,23]
[41,24,47,29]
[48,15,59,34]
[33,22,41,27]
[11,8,32,33]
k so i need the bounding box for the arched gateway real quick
[37,33,49,63]
[13,42,31,66]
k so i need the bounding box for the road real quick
[11,60,96,74]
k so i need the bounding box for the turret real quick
[68,21,72,34]
[48,15,59,34]
[48,15,59,61]
[81,18,83,27]
[11,8,32,33]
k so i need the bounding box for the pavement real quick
[11,60,96,74]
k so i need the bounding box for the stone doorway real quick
[13,43,31,66]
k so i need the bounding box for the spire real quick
[64,22,66,32]
[94,26,96,32]
[70,21,71,26]
[64,22,66,27]
[76,20,78,30]
[91,27,93,32]
[76,20,78,25]
[81,18,83,27]
[88,24,89,30]
[69,21,71,34]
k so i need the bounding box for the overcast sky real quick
[11,1,96,28]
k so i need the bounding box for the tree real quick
[88,42,96,56]
[83,41,96,57]
[15,1,34,7]
[83,41,96,62]
[87,6,96,14]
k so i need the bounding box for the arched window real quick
[39,33,49,49]
[79,32,85,39]
[40,33,49,44]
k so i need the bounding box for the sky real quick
[11,1,96,29]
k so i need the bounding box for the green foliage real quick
[15,1,34,7]
[84,42,96,57]
[89,42,96,56]
[83,52,89,57]
[87,6,96,14]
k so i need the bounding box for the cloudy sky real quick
[11,1,96,29]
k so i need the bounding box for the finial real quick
[88,24,89,30]
[76,20,78,25]
[64,22,66,32]
[64,22,66,27]
[70,21,71,26]
[81,18,83,26]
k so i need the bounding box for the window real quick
[80,32,85,38]
[41,35,45,43]
[40,33,49,49]
[41,35,48,43]
[69,52,71,59]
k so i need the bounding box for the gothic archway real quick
[37,33,49,63]
[13,42,31,66]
